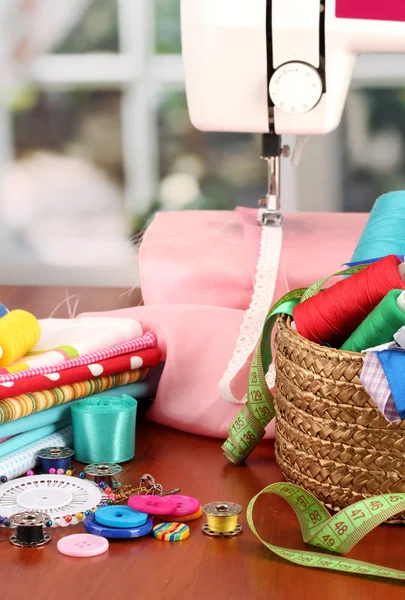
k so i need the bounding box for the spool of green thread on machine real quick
[71,394,137,463]
[340,289,405,353]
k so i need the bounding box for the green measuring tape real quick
[248,482,405,581]
[222,264,369,465]
[223,262,405,580]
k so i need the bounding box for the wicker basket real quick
[274,314,405,523]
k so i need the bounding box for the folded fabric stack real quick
[0,315,162,479]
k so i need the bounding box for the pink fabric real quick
[82,209,368,439]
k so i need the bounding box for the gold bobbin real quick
[201,502,243,537]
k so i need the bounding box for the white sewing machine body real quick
[181,0,405,136]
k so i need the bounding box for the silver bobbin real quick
[84,463,122,487]
[202,502,243,537]
[37,447,74,460]
[9,511,51,548]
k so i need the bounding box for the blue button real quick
[85,513,153,539]
[95,505,148,529]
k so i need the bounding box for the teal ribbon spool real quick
[71,394,137,463]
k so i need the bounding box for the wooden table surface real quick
[1,286,405,600]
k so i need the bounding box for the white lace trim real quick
[219,221,283,403]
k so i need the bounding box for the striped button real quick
[153,522,190,542]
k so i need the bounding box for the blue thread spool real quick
[37,447,74,473]
[0,304,9,318]
[351,191,405,263]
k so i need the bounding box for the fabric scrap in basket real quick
[360,352,399,422]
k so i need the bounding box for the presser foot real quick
[258,207,284,227]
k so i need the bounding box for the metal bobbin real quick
[37,447,74,473]
[9,511,51,548]
[202,502,243,537]
[84,463,122,488]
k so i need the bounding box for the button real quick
[128,495,176,515]
[95,506,148,529]
[57,533,109,557]
[160,506,202,523]
[153,522,190,542]
[85,513,153,539]
[164,495,200,517]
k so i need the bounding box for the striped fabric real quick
[0,369,148,424]
[0,333,156,382]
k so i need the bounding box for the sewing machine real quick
[181,0,405,225]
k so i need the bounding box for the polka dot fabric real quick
[0,349,160,400]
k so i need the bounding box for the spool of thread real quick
[9,511,51,547]
[351,191,405,263]
[83,463,123,488]
[293,255,405,348]
[340,289,405,353]
[0,310,40,368]
[201,502,243,537]
[37,447,74,473]
[71,395,137,464]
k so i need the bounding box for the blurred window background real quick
[0,0,404,286]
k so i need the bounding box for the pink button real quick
[165,495,200,517]
[57,534,109,558]
[128,495,176,515]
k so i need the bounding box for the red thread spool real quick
[293,255,405,348]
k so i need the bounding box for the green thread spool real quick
[71,394,137,464]
[340,289,405,353]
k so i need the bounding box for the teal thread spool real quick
[351,191,405,263]
[71,395,137,464]
[340,290,405,353]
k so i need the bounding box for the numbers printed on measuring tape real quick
[249,390,263,403]
[297,495,308,508]
[277,485,296,497]
[295,556,315,564]
[254,406,271,419]
[334,522,348,536]
[317,559,334,568]
[321,535,336,548]
[349,509,366,521]
[309,510,323,524]
[362,497,390,514]
[250,372,258,384]
[247,483,405,581]
[232,417,244,433]
[240,431,256,447]
[388,495,402,504]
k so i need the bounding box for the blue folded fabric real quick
[377,350,405,419]
[0,371,163,439]
[0,419,70,458]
